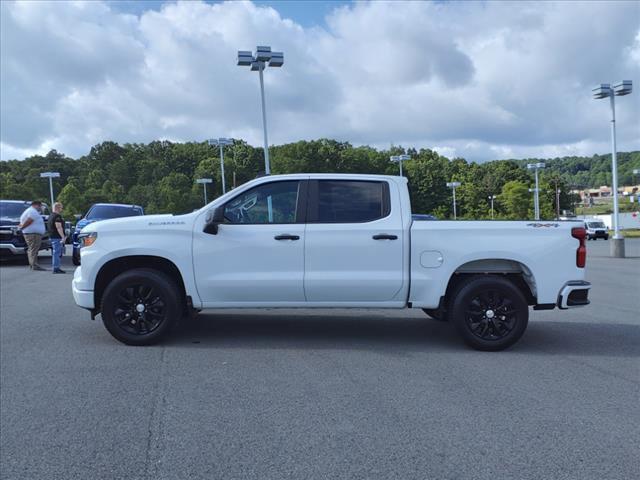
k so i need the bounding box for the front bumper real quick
[0,243,27,255]
[72,267,94,309]
[557,281,591,309]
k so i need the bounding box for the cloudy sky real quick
[1,0,638,162]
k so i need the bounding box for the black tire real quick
[604,235,609,240]
[101,268,181,346]
[422,308,448,322]
[449,276,528,351]
[72,250,80,266]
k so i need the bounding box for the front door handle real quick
[274,234,300,241]
[372,234,398,240]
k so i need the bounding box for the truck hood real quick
[0,218,20,227]
[81,214,192,233]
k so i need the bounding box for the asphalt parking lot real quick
[1,239,639,480]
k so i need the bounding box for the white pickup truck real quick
[72,174,591,351]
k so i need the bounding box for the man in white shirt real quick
[19,200,46,271]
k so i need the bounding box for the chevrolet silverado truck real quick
[72,174,591,351]
[0,200,51,260]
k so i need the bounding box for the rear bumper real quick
[557,281,591,309]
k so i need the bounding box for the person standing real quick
[19,200,46,270]
[48,202,66,274]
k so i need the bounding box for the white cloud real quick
[1,0,639,161]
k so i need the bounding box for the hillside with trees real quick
[1,140,638,220]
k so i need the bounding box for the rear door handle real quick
[274,234,300,241]
[372,234,398,240]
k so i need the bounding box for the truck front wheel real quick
[101,268,181,346]
[449,276,528,351]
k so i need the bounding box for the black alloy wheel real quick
[450,276,528,351]
[464,290,517,341]
[101,268,180,345]
[112,284,166,336]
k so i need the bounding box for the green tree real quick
[156,173,197,214]
[57,182,85,217]
[499,181,531,219]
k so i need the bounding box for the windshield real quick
[86,205,143,220]
[0,202,28,219]
[587,222,606,229]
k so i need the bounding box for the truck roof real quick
[0,200,48,206]
[90,203,142,208]
[257,173,407,182]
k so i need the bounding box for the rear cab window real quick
[307,180,390,223]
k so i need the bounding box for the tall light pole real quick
[527,162,545,220]
[237,46,284,175]
[593,80,633,258]
[208,138,233,194]
[488,195,496,219]
[390,154,410,176]
[196,178,213,205]
[40,172,60,207]
[446,182,461,220]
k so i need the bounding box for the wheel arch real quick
[443,259,537,307]
[94,255,188,314]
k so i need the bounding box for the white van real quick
[584,220,609,240]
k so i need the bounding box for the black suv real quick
[0,200,51,261]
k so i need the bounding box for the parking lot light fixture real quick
[593,80,633,258]
[446,181,461,219]
[208,138,233,194]
[527,162,545,220]
[237,46,284,175]
[40,172,60,206]
[488,195,496,219]
[389,154,410,176]
[196,178,213,205]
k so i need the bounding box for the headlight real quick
[79,232,98,248]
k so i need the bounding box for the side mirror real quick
[203,206,225,235]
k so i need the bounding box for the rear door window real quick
[308,180,390,223]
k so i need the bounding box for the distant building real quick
[574,184,639,205]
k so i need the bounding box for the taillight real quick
[571,227,586,268]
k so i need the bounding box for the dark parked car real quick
[411,214,438,221]
[0,200,51,261]
[72,203,144,265]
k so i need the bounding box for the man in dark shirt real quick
[48,202,66,274]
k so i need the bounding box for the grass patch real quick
[614,229,640,238]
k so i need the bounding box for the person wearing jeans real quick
[48,202,66,274]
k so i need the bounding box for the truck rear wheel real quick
[449,276,528,351]
[101,268,180,346]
